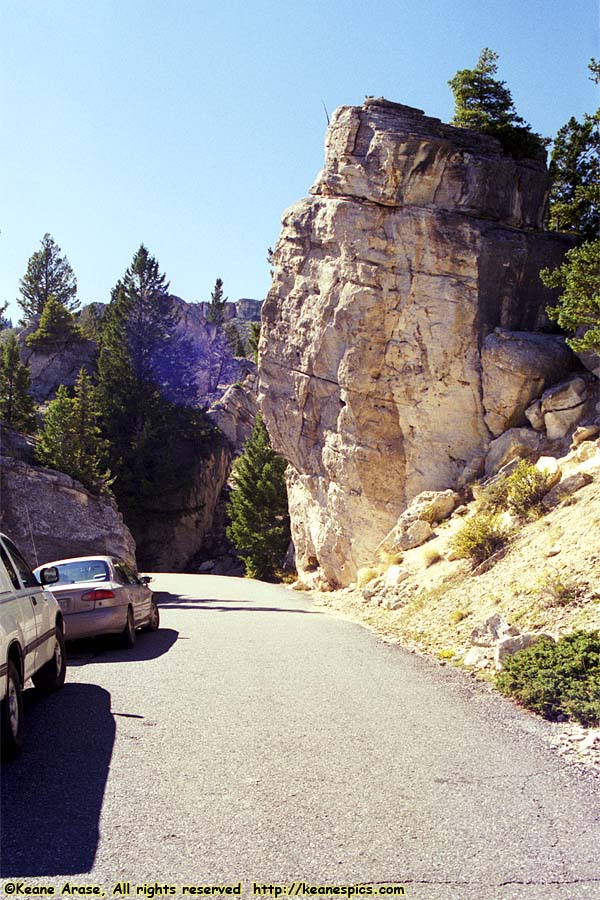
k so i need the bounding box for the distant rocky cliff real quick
[259,99,575,587]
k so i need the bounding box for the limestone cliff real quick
[259,99,574,587]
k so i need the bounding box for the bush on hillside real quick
[496,630,600,726]
[479,460,552,518]
[449,511,509,566]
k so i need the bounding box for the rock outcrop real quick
[259,98,573,586]
[20,334,97,402]
[208,370,259,452]
[0,454,136,569]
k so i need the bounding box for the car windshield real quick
[53,560,110,584]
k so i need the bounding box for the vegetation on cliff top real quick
[448,48,547,159]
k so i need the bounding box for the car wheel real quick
[32,628,66,694]
[1,659,24,758]
[120,607,136,649]
[145,601,160,632]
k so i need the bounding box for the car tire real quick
[145,601,160,632]
[32,628,66,694]
[1,659,24,758]
[120,607,136,649]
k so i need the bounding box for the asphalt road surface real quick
[1,574,599,900]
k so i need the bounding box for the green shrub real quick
[479,460,551,518]
[496,630,600,726]
[449,512,508,565]
[504,460,552,517]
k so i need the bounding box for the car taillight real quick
[81,588,116,602]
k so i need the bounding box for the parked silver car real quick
[34,556,159,647]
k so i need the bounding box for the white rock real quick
[384,564,410,588]
[463,647,493,668]
[470,614,520,647]
[541,377,588,440]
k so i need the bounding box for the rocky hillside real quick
[259,97,576,588]
[0,426,136,568]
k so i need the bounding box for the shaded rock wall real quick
[0,455,136,569]
[259,99,573,586]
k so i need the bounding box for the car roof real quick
[33,555,116,571]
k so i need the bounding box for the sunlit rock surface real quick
[259,98,572,586]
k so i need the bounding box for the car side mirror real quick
[139,575,152,585]
[39,566,59,586]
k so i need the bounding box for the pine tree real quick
[206,277,227,326]
[226,414,291,581]
[35,385,77,476]
[26,295,82,349]
[18,233,78,324]
[448,48,546,159]
[35,372,111,493]
[247,322,261,362]
[71,369,111,492]
[97,244,207,510]
[548,60,600,242]
[542,240,600,354]
[0,334,36,432]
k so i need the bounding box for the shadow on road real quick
[154,591,320,614]
[66,627,179,666]
[1,683,114,877]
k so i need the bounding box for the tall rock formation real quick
[259,99,573,587]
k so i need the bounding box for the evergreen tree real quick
[35,385,77,476]
[247,322,261,362]
[548,60,600,242]
[0,334,36,431]
[0,302,11,331]
[35,372,111,493]
[97,244,208,511]
[227,414,291,581]
[18,233,78,324]
[26,295,82,349]
[542,240,600,354]
[206,277,227,326]
[448,48,546,158]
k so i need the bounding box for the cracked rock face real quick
[259,99,572,586]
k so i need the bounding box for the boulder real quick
[481,330,574,436]
[484,428,545,476]
[384,564,410,588]
[535,456,562,488]
[259,98,572,586]
[495,632,555,669]
[525,399,545,432]
[542,471,594,509]
[470,613,520,647]
[541,376,589,440]
[571,425,600,449]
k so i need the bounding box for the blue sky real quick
[1,0,598,323]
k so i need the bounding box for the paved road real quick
[1,574,599,899]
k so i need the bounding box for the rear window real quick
[53,560,110,585]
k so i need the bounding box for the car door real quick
[0,539,50,678]
[116,561,151,626]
